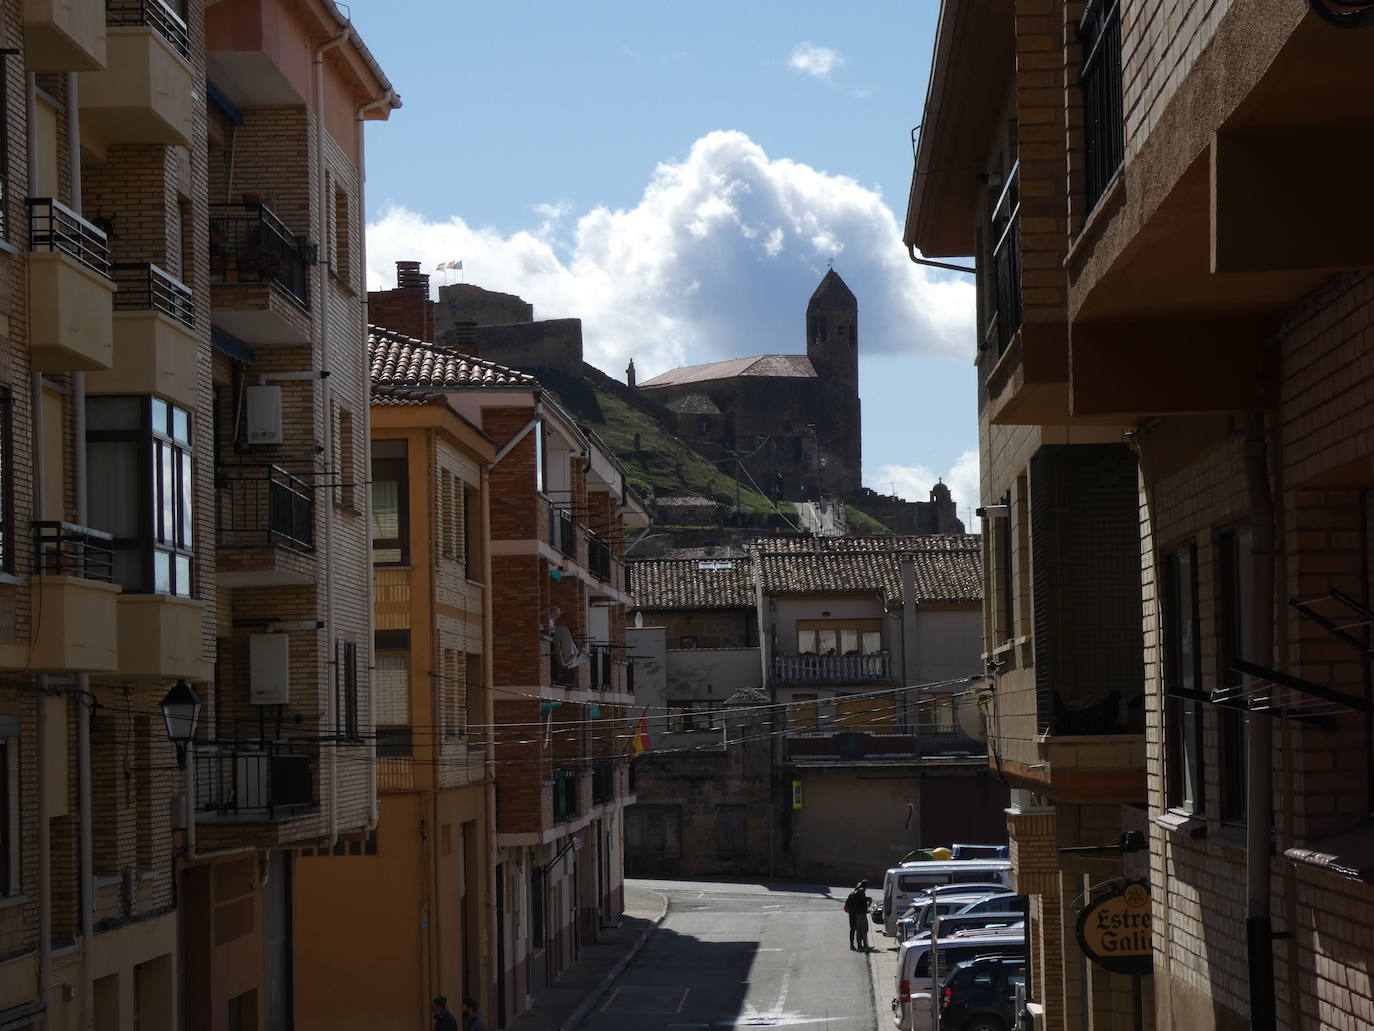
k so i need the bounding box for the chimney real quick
[367,260,435,341]
[626,359,636,388]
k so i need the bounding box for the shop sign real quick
[1075,879,1153,975]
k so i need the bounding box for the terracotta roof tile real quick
[750,534,982,604]
[369,324,537,389]
[638,353,816,389]
[629,557,755,610]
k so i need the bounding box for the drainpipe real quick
[1244,411,1276,1031]
[313,23,349,852]
[65,69,96,1031]
[480,462,499,1017]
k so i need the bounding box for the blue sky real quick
[351,1,981,524]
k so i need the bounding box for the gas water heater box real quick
[245,384,283,445]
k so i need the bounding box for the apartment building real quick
[364,268,650,1025]
[909,0,1374,1026]
[0,0,395,1028]
[292,376,496,1029]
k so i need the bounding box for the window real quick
[441,648,463,737]
[1218,527,1252,824]
[370,439,408,565]
[534,420,546,495]
[463,485,478,580]
[668,700,717,733]
[998,496,1014,640]
[375,629,410,753]
[337,640,360,741]
[440,469,464,563]
[0,718,18,895]
[0,385,11,574]
[1163,544,1203,812]
[0,51,8,243]
[1080,0,1124,210]
[465,652,483,736]
[87,396,194,596]
[796,620,883,655]
[332,185,351,282]
[336,406,355,512]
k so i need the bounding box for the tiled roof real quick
[371,384,446,407]
[369,325,536,389]
[638,353,816,389]
[750,535,982,604]
[666,393,722,415]
[654,495,714,507]
[629,557,755,610]
[725,687,769,706]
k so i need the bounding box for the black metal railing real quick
[552,768,578,822]
[32,522,115,583]
[989,162,1022,359]
[771,651,891,684]
[546,502,576,558]
[587,533,612,581]
[111,261,194,328]
[588,644,614,690]
[209,204,309,307]
[216,465,315,552]
[591,758,615,804]
[28,198,111,278]
[1080,0,1124,211]
[194,742,315,820]
[106,0,190,59]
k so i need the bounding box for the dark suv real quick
[937,955,1025,1031]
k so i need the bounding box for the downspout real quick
[28,70,50,1031]
[905,243,975,275]
[355,85,396,835]
[426,428,441,1007]
[480,462,499,1017]
[1244,410,1276,1031]
[66,69,95,1031]
[313,23,350,852]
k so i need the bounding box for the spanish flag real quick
[632,714,651,755]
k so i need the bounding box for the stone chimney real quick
[367,260,435,342]
[438,321,479,358]
[626,358,636,388]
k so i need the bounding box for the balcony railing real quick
[32,521,115,582]
[784,729,985,763]
[209,204,309,307]
[216,465,315,552]
[106,0,190,59]
[989,163,1022,360]
[587,644,614,690]
[1080,0,1124,211]
[194,741,315,820]
[591,758,616,805]
[587,533,612,581]
[28,198,111,278]
[772,651,891,685]
[111,261,194,327]
[547,502,576,558]
[552,768,578,822]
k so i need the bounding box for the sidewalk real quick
[504,883,669,1031]
[868,931,900,1030]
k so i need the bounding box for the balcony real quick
[587,644,614,691]
[591,758,616,805]
[194,741,315,822]
[215,464,316,587]
[771,651,891,685]
[209,204,311,346]
[27,198,115,371]
[87,263,198,408]
[547,502,576,559]
[587,533,612,581]
[30,522,120,672]
[552,768,579,822]
[784,728,985,763]
[115,593,210,681]
[78,0,192,150]
[23,0,106,72]
[1080,0,1124,214]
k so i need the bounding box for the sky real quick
[349,1,982,527]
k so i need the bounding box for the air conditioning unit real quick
[245,385,282,445]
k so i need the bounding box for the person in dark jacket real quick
[433,996,459,1031]
[844,881,870,950]
[462,998,489,1031]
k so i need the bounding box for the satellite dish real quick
[957,692,989,742]
[554,625,585,669]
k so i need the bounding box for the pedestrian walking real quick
[462,998,489,1031]
[844,880,871,950]
[433,996,459,1031]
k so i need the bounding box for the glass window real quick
[86,396,193,596]
[1218,527,1251,824]
[370,439,408,565]
[1164,543,1203,812]
[535,420,546,495]
[0,386,11,574]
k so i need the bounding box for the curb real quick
[560,890,670,1031]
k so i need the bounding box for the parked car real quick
[953,893,1026,920]
[892,927,1025,1031]
[897,888,1007,942]
[938,955,1026,1030]
[881,861,1012,936]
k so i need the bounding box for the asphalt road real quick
[581,879,878,1031]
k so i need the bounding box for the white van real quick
[891,926,1025,1031]
[880,860,1012,936]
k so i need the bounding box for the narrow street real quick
[581,880,878,1031]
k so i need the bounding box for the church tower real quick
[805,269,862,495]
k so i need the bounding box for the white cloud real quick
[366,130,974,384]
[789,42,843,81]
[870,449,982,532]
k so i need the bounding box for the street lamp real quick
[160,680,202,770]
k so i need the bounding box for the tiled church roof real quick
[638,353,816,389]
